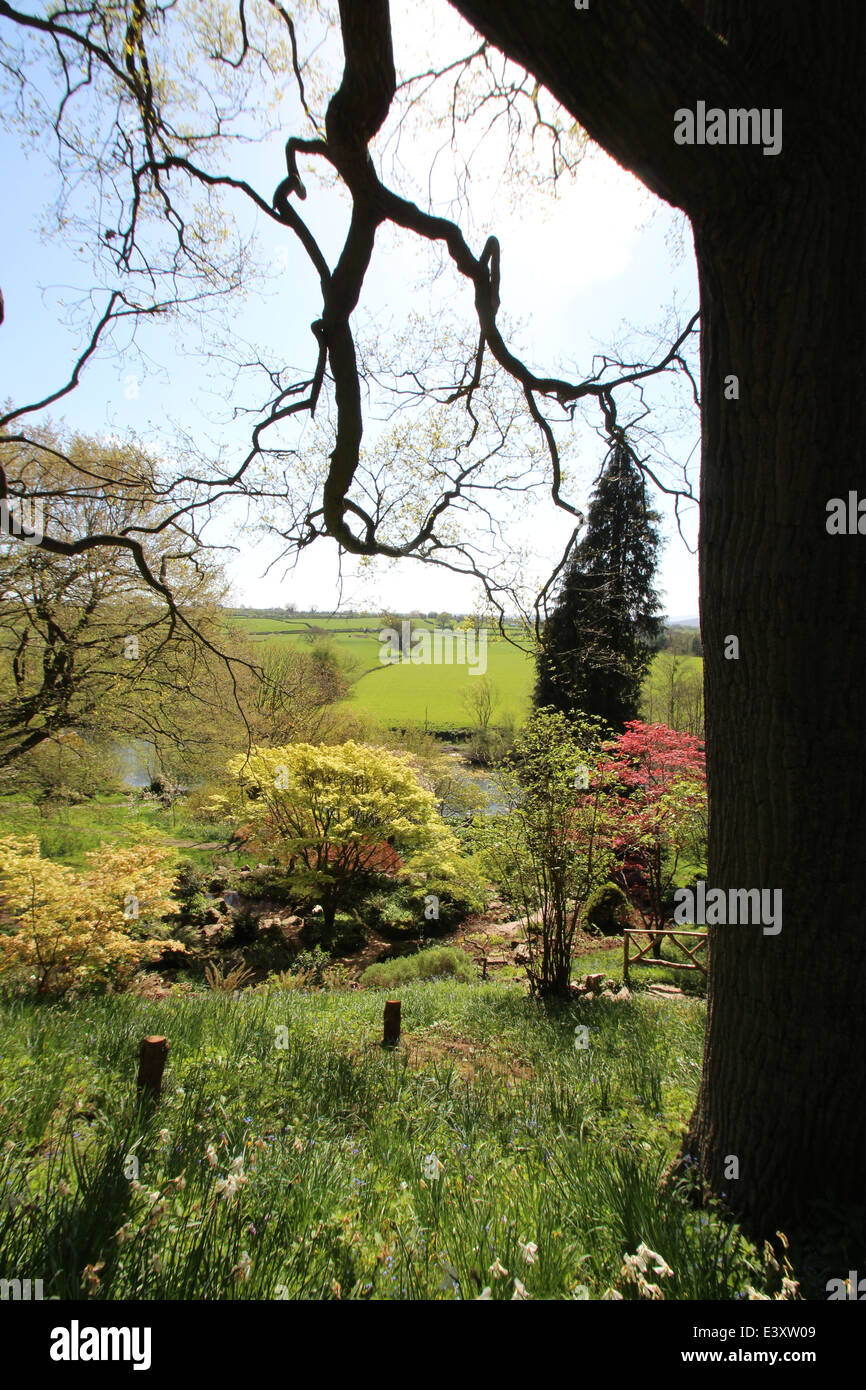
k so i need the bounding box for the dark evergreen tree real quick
[535,440,664,729]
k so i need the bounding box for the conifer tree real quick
[535,440,664,729]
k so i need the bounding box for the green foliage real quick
[360,946,478,987]
[473,709,615,997]
[223,741,463,934]
[359,863,487,936]
[172,860,211,926]
[584,882,629,937]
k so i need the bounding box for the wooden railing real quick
[623,928,708,986]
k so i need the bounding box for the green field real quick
[345,637,534,730]
[231,616,535,731]
[230,616,702,735]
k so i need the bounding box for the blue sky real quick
[0,0,700,618]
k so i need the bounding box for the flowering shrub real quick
[601,722,707,954]
[0,835,183,995]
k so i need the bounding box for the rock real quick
[604,979,616,991]
[614,986,631,1002]
[583,991,597,1002]
[584,973,604,991]
[513,946,530,965]
[311,905,324,916]
[204,906,222,925]
[600,989,616,1000]
[238,866,251,876]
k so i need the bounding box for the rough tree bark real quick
[447,0,866,1235]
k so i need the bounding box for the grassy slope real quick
[0,979,781,1301]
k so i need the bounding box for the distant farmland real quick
[229,615,535,731]
[228,615,703,735]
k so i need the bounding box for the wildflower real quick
[150,1253,163,1274]
[331,1279,342,1299]
[215,1172,247,1200]
[158,1128,171,1143]
[232,1250,252,1282]
[205,1144,218,1167]
[254,1138,267,1152]
[476,1286,492,1300]
[518,1239,538,1266]
[114,1222,135,1246]
[57,1179,71,1197]
[129,1178,145,1194]
[512,1278,528,1300]
[601,1288,624,1300]
[489,1258,508,1280]
[293,1137,304,1153]
[81,1262,104,1294]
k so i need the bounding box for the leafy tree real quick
[535,440,664,728]
[0,835,181,995]
[601,721,706,959]
[222,741,462,935]
[476,708,614,997]
[640,651,705,738]
[249,641,352,746]
[0,425,232,768]
[460,674,499,730]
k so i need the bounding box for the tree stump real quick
[382,1000,401,1048]
[137,1035,169,1103]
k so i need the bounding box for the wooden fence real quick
[623,928,707,986]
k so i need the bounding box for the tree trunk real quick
[685,178,866,1234]
[445,0,866,1238]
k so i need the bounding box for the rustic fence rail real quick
[623,928,708,986]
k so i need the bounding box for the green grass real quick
[0,795,235,872]
[361,946,478,987]
[0,979,788,1301]
[344,637,534,731]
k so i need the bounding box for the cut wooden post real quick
[382,999,401,1048]
[137,1035,169,1103]
[623,931,630,987]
